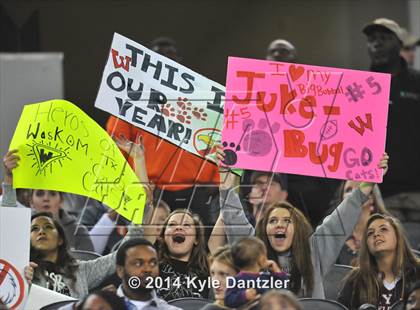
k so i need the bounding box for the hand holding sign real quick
[114,135,145,162]
[114,134,152,204]
[213,144,240,191]
[358,152,389,196]
[23,262,38,285]
[378,152,389,175]
[3,150,20,178]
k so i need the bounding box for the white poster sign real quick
[26,284,77,309]
[0,207,31,309]
[95,33,225,160]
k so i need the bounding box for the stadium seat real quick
[299,298,348,310]
[168,297,212,309]
[111,239,122,252]
[323,264,353,301]
[40,300,76,310]
[71,249,102,261]
[390,300,404,310]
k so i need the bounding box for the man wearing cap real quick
[363,18,420,221]
[400,27,420,67]
[266,39,298,63]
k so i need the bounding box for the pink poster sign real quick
[222,56,390,182]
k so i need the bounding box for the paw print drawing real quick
[161,97,194,124]
[242,119,280,157]
[222,141,241,165]
[161,104,176,117]
[176,97,193,124]
[176,110,192,124]
[192,107,208,121]
[177,97,193,110]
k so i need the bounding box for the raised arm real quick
[79,200,153,291]
[212,147,254,245]
[219,171,254,244]
[114,135,153,205]
[114,134,156,244]
[1,150,19,207]
[88,210,118,254]
[75,136,156,292]
[310,153,389,276]
[208,213,227,254]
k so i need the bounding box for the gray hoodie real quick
[219,187,367,298]
[59,208,94,252]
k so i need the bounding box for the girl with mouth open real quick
[113,136,212,301]
[210,147,389,298]
[338,214,420,309]
[157,209,210,301]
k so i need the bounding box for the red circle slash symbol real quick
[0,259,25,309]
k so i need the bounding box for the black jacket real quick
[337,265,420,309]
[373,58,420,197]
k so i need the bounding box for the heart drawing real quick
[289,65,305,82]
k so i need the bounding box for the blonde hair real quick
[208,245,239,273]
[260,289,302,310]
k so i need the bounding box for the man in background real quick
[400,27,420,67]
[266,39,297,63]
[363,18,420,222]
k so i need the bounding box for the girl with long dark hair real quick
[331,180,390,266]
[157,209,210,300]
[338,214,420,309]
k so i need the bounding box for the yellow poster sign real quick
[10,100,146,224]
